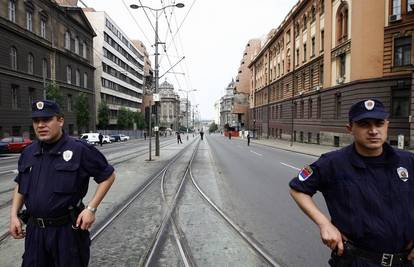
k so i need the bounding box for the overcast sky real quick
[81,0,298,120]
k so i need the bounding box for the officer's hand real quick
[320,222,344,255]
[76,209,95,230]
[407,241,414,261]
[9,216,25,239]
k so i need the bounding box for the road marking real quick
[0,169,18,175]
[250,150,263,156]
[280,162,301,171]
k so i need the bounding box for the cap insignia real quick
[36,101,44,110]
[364,100,375,111]
[397,167,408,182]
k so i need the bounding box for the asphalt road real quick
[205,134,330,267]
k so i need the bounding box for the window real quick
[28,88,36,107]
[339,54,346,77]
[311,6,316,22]
[303,43,307,62]
[409,0,414,12]
[310,68,314,88]
[67,94,73,112]
[75,69,80,86]
[75,38,79,54]
[83,72,88,88]
[320,30,325,51]
[10,47,17,70]
[300,100,304,119]
[319,63,324,84]
[41,19,46,38]
[393,0,401,15]
[27,53,34,74]
[336,4,349,44]
[11,84,18,109]
[296,49,299,66]
[65,32,71,49]
[9,0,16,22]
[320,0,325,14]
[26,11,33,31]
[394,36,411,66]
[311,37,316,56]
[66,66,72,84]
[391,89,410,117]
[308,98,313,119]
[42,58,48,78]
[303,15,307,31]
[335,93,342,119]
[294,102,298,119]
[317,96,321,119]
[83,42,87,58]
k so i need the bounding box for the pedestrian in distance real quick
[10,100,116,267]
[177,131,182,144]
[289,99,414,266]
[98,132,103,146]
[144,131,146,140]
[247,132,251,146]
[200,130,204,140]
[228,131,231,140]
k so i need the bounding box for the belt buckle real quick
[381,253,393,267]
[36,218,45,228]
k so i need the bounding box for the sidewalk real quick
[235,136,339,157]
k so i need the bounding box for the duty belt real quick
[28,214,71,228]
[344,241,410,266]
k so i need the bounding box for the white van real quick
[80,133,100,145]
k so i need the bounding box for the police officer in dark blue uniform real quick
[9,100,115,267]
[289,99,414,266]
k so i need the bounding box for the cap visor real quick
[31,111,56,118]
[352,112,389,122]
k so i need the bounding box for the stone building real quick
[249,0,414,147]
[0,0,96,137]
[158,80,180,131]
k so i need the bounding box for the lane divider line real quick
[250,150,263,156]
[279,162,301,171]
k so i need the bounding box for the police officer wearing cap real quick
[289,99,414,266]
[9,100,115,266]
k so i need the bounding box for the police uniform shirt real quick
[289,143,414,253]
[15,133,114,218]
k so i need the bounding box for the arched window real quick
[83,72,88,88]
[75,69,80,86]
[311,6,316,22]
[9,0,16,22]
[82,42,87,58]
[10,46,17,70]
[65,31,71,49]
[336,3,349,44]
[27,53,34,74]
[303,15,307,31]
[75,37,79,54]
[66,65,72,84]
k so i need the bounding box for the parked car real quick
[0,137,32,153]
[102,135,111,144]
[80,133,100,145]
[110,134,129,142]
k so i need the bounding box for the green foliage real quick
[75,92,90,132]
[134,111,146,130]
[117,107,134,129]
[209,122,218,133]
[45,82,64,108]
[97,102,110,129]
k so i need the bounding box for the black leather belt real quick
[345,241,410,266]
[28,214,71,228]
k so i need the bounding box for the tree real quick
[97,102,110,129]
[75,92,90,133]
[45,82,64,108]
[118,107,134,129]
[209,122,218,133]
[134,112,146,130]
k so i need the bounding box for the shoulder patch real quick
[298,165,313,181]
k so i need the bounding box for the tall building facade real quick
[84,9,144,128]
[0,0,96,138]
[219,79,238,130]
[249,0,414,147]
[158,80,180,131]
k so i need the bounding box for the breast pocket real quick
[17,163,33,195]
[53,162,80,194]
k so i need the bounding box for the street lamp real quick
[179,89,197,140]
[130,2,184,156]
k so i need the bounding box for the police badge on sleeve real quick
[397,167,409,182]
[298,165,313,181]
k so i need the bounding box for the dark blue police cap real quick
[31,100,62,118]
[348,99,389,123]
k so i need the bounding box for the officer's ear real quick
[346,122,353,134]
[56,115,64,126]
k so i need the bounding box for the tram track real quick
[0,139,178,244]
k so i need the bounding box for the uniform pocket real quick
[53,162,80,193]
